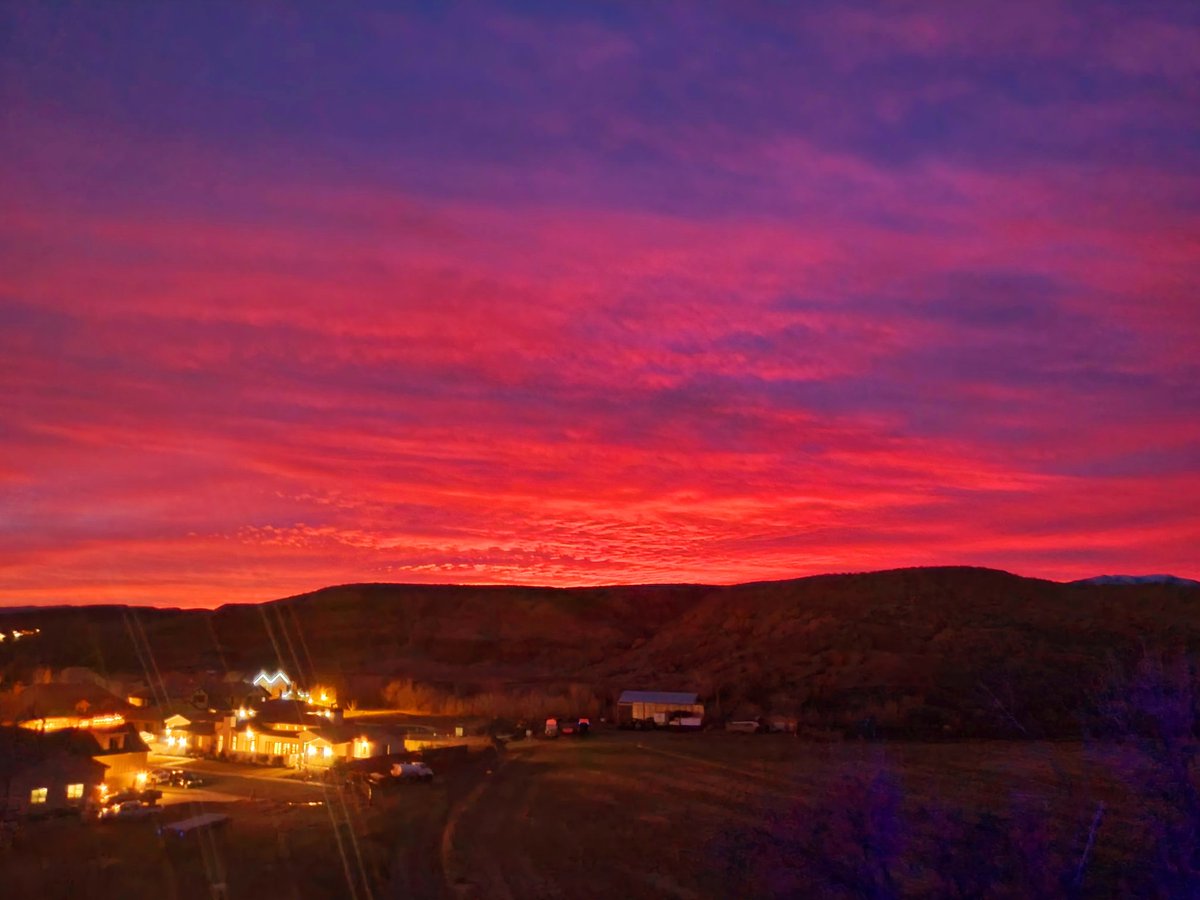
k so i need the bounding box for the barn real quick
[616,691,705,728]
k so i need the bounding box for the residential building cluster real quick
[0,666,462,818]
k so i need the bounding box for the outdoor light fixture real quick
[253,670,291,690]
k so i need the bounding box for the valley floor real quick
[0,731,1181,899]
[447,732,1157,899]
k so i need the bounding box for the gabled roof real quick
[163,709,219,726]
[305,725,362,744]
[0,726,107,778]
[90,722,150,755]
[618,690,701,706]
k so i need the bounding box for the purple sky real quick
[2,2,1198,606]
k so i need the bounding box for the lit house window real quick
[66,783,84,800]
[30,787,48,805]
[273,741,282,755]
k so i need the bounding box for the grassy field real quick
[447,732,1174,899]
[0,732,1188,898]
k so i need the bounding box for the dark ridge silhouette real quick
[1,566,1197,738]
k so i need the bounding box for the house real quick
[616,691,705,728]
[161,714,218,756]
[89,722,150,790]
[205,695,344,765]
[298,725,375,769]
[0,682,137,733]
[0,684,152,790]
[223,723,307,766]
[0,727,106,818]
[254,698,331,731]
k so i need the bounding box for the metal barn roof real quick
[617,691,700,705]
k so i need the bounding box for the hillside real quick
[2,567,1197,737]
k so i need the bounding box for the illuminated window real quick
[273,741,282,755]
[322,746,332,759]
[30,787,48,804]
[66,784,84,800]
[306,745,315,757]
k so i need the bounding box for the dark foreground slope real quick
[2,567,1197,737]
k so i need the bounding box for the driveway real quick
[149,756,327,803]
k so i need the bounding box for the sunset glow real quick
[2,4,1198,606]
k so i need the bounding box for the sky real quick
[2,2,1198,607]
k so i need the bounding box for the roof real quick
[306,725,363,744]
[163,708,219,726]
[162,813,229,835]
[617,691,701,706]
[0,726,107,778]
[255,699,326,727]
[90,722,150,754]
[0,682,135,723]
[245,724,303,739]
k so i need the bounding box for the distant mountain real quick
[2,566,1200,739]
[1071,574,1200,588]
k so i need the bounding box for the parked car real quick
[169,770,206,788]
[99,801,162,821]
[725,720,764,734]
[148,768,174,785]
